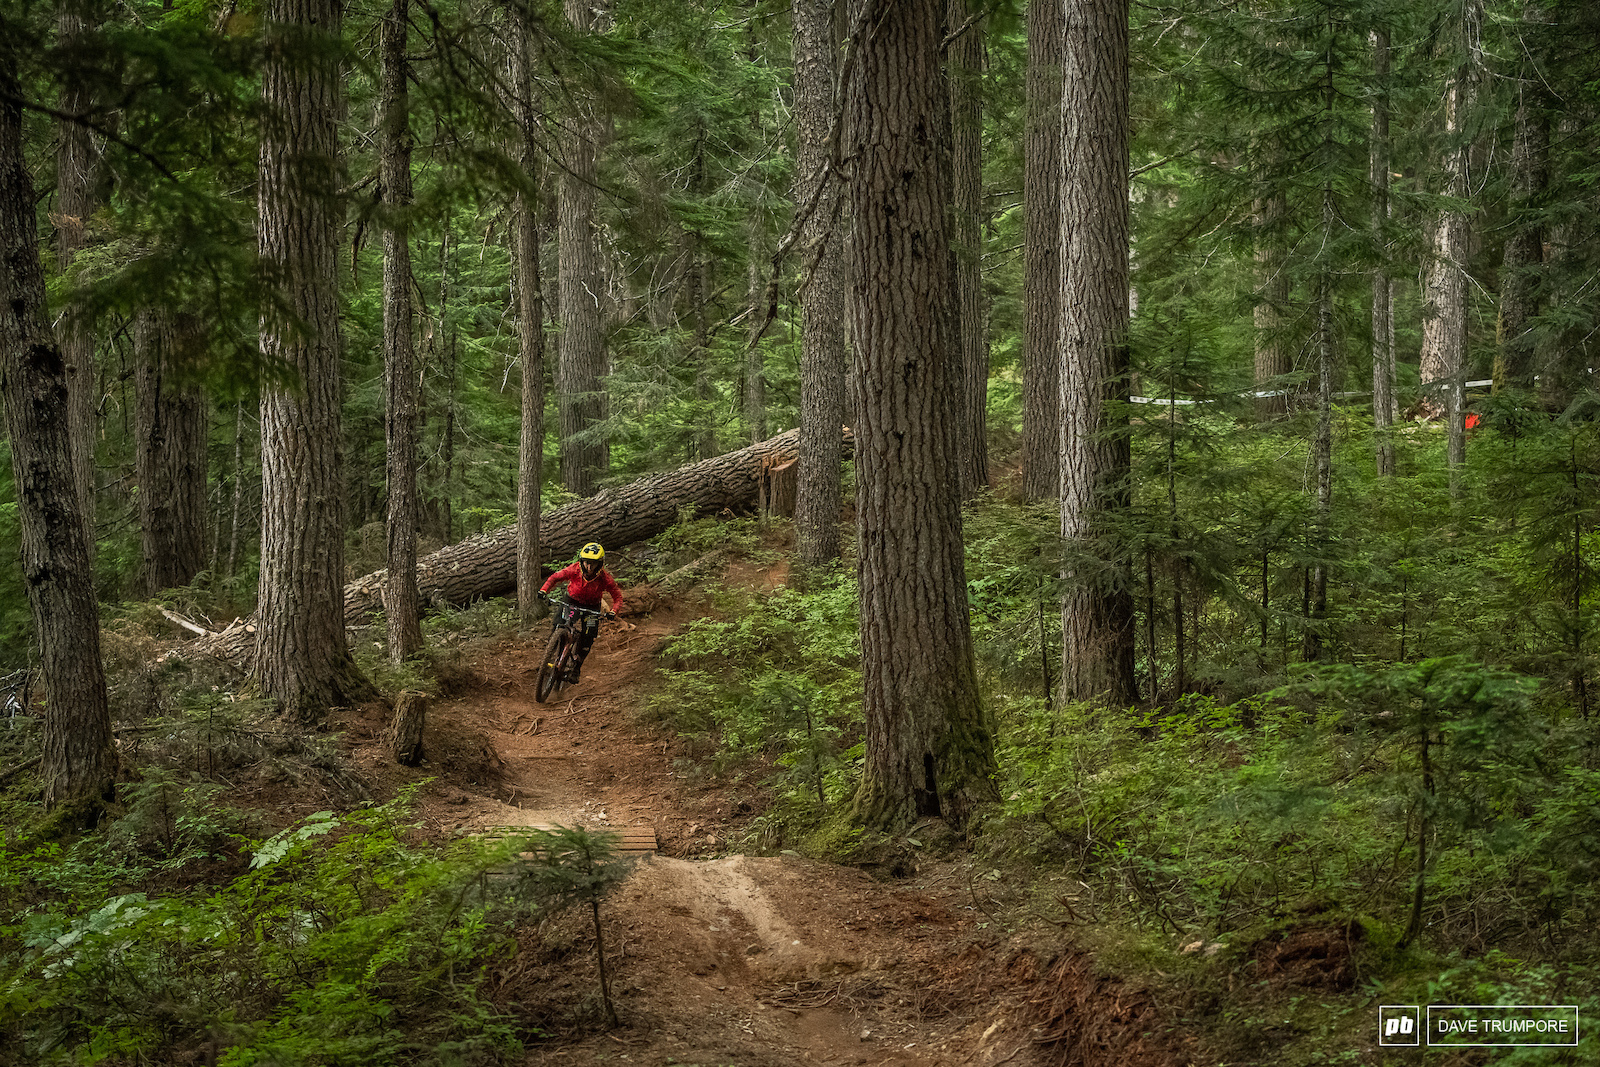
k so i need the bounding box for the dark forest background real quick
[1,0,1598,1061]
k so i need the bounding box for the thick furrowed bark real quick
[791,0,848,576]
[253,0,375,720]
[1020,0,1063,501]
[845,0,997,833]
[1,55,116,808]
[1058,0,1139,708]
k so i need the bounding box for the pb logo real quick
[1379,1005,1420,1047]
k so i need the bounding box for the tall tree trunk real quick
[1304,222,1334,662]
[435,231,458,544]
[1537,114,1588,411]
[693,259,715,461]
[1166,375,1183,698]
[744,21,768,447]
[1253,181,1290,417]
[255,0,374,722]
[687,133,718,462]
[557,0,609,495]
[1370,29,1397,477]
[745,207,767,445]
[56,0,99,552]
[382,0,422,664]
[1021,0,1063,501]
[228,398,248,583]
[135,309,209,595]
[421,224,449,541]
[1494,0,1549,396]
[847,0,996,831]
[792,0,846,576]
[444,332,458,540]
[949,0,987,499]
[681,127,720,460]
[1059,0,1138,707]
[1304,41,1341,662]
[210,466,224,579]
[512,0,547,630]
[1419,0,1480,483]
[0,55,116,810]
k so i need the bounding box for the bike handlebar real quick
[546,597,616,619]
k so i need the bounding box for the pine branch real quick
[744,0,884,354]
[0,90,180,184]
[941,0,1005,50]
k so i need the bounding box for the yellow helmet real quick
[578,542,605,563]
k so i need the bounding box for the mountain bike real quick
[535,600,613,703]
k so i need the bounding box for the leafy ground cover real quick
[3,505,1598,1065]
[640,509,1600,1066]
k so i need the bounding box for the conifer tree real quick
[687,131,718,461]
[1231,0,1296,418]
[848,0,996,830]
[949,0,988,499]
[557,0,609,495]
[1370,27,1398,477]
[1494,0,1551,396]
[254,0,375,720]
[744,213,767,444]
[792,0,846,575]
[134,309,208,595]
[1253,159,1291,417]
[1304,124,1335,663]
[0,45,116,809]
[511,0,548,629]
[743,23,768,447]
[1528,0,1600,408]
[55,0,100,549]
[382,0,423,664]
[1021,0,1063,501]
[1418,0,1482,484]
[1059,0,1138,706]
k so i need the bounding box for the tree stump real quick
[761,458,798,518]
[389,690,427,766]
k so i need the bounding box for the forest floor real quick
[316,561,1189,1067]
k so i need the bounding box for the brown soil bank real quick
[331,564,1196,1067]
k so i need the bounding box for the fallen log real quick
[171,428,843,671]
[343,427,824,624]
[159,608,210,637]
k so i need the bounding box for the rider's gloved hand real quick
[605,610,617,620]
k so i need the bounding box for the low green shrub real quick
[646,514,771,579]
[648,574,862,823]
[989,660,1600,966]
[0,789,622,1066]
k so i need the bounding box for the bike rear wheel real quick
[535,629,570,703]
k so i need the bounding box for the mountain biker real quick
[537,542,624,684]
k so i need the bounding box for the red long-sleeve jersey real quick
[539,562,624,614]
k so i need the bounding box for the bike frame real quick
[535,599,610,703]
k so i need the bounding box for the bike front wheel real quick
[535,628,570,703]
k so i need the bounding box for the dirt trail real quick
[346,579,1116,1067]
